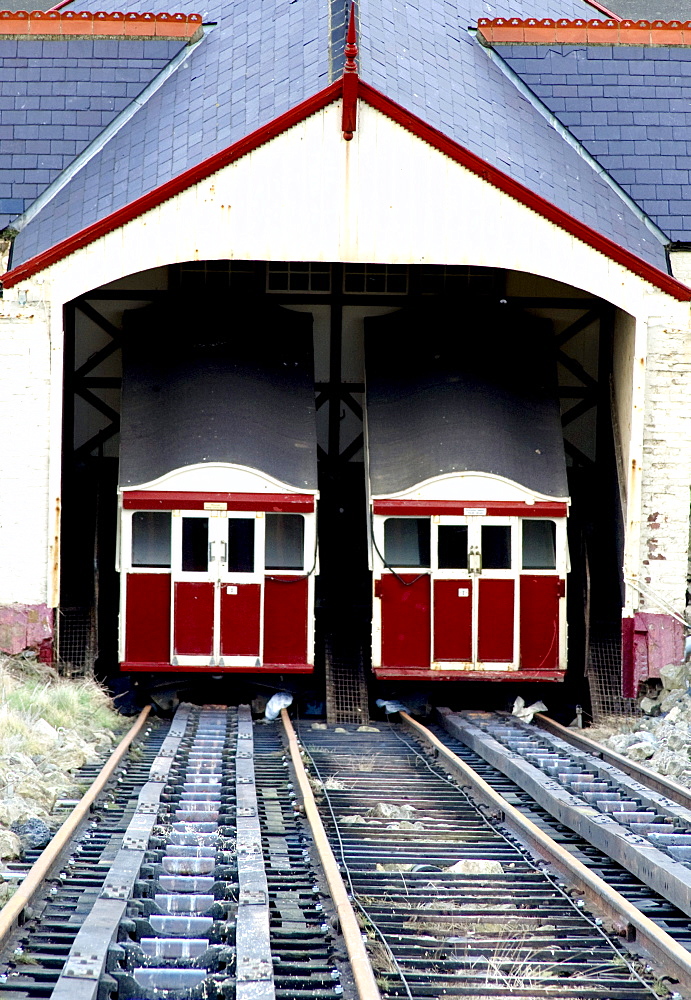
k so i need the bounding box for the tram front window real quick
[182,517,209,572]
[228,518,255,572]
[132,511,171,567]
[384,518,430,567]
[522,520,556,569]
[438,525,468,569]
[481,525,511,569]
[265,513,304,570]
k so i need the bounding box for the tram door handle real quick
[208,541,216,563]
[468,546,482,576]
[220,541,227,564]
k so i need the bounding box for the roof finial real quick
[344,1,357,73]
[342,2,358,140]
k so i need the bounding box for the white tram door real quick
[171,510,264,667]
[433,517,517,669]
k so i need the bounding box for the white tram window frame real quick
[519,519,567,576]
[380,516,432,570]
[123,510,173,574]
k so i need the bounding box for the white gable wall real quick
[1,99,689,639]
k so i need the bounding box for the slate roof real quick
[358,0,666,269]
[497,44,691,242]
[0,38,184,229]
[10,0,330,266]
[1,0,676,278]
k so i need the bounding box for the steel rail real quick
[0,704,151,952]
[534,711,691,809]
[280,709,381,1000]
[400,710,691,990]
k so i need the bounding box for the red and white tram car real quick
[116,302,318,674]
[365,302,570,683]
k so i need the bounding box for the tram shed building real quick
[1,0,691,701]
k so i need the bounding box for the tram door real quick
[172,510,264,666]
[433,516,516,668]
[375,514,564,672]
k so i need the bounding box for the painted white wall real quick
[0,284,59,606]
[1,98,690,622]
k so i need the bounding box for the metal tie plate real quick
[239,889,267,905]
[237,957,273,982]
[101,879,132,900]
[63,952,102,979]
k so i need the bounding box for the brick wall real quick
[637,313,691,616]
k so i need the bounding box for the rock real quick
[357,725,380,732]
[375,863,415,872]
[660,688,686,713]
[34,718,59,743]
[0,881,16,905]
[368,802,417,820]
[311,723,327,730]
[0,830,21,859]
[607,733,645,753]
[667,731,688,752]
[626,741,656,761]
[0,795,49,827]
[444,859,504,874]
[334,727,348,733]
[11,817,51,850]
[640,697,661,716]
[15,778,56,813]
[660,663,689,691]
[341,815,368,825]
[667,706,682,724]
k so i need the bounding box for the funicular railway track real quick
[6,706,691,1000]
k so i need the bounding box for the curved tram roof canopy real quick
[118,299,318,492]
[365,300,569,500]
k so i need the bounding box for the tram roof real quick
[2,0,690,283]
[118,301,319,491]
[364,302,570,500]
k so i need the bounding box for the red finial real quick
[342,2,358,140]
[344,2,357,73]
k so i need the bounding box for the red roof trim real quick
[477,17,691,45]
[4,74,689,302]
[0,10,202,38]
[358,80,690,302]
[2,80,342,288]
